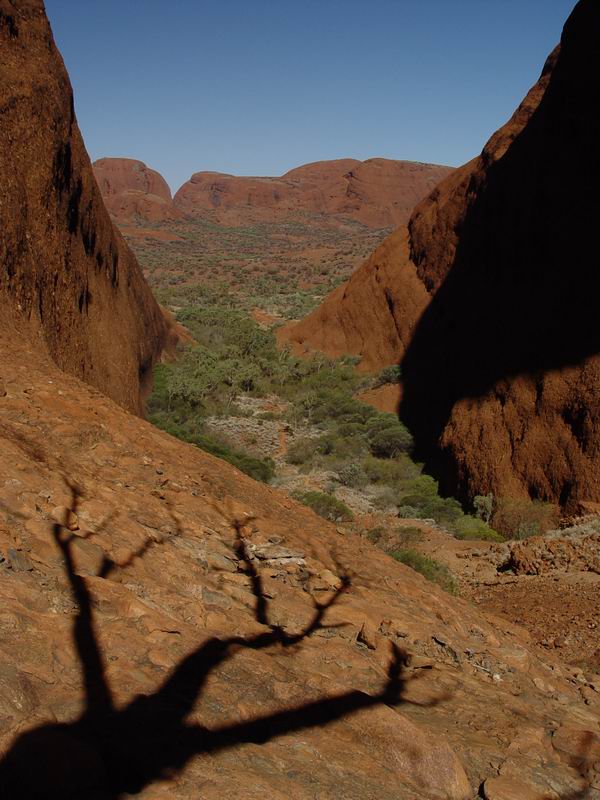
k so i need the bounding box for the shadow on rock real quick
[0,485,423,799]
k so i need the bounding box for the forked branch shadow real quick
[0,484,423,799]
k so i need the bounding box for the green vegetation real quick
[148,286,502,540]
[491,496,558,539]
[391,549,457,595]
[293,491,353,522]
[374,364,402,387]
[124,213,389,318]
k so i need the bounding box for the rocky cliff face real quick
[282,0,600,511]
[0,0,167,414]
[173,158,453,229]
[93,158,183,223]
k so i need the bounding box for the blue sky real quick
[45,0,576,192]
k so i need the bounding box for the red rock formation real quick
[93,157,183,223]
[0,0,167,415]
[174,158,453,228]
[283,0,600,511]
[0,5,599,798]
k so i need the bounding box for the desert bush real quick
[449,515,503,542]
[365,526,385,544]
[362,455,420,487]
[336,463,368,488]
[372,488,399,511]
[391,549,457,594]
[397,505,421,519]
[396,526,423,547]
[286,437,321,465]
[492,497,558,539]
[373,364,402,387]
[293,491,353,522]
[369,425,413,458]
[473,493,494,524]
[147,416,275,483]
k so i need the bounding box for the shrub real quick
[148,417,275,483]
[293,491,353,522]
[372,489,399,511]
[391,549,457,594]
[362,455,420,487]
[492,497,558,539]
[286,437,320,465]
[449,515,503,542]
[394,526,423,548]
[397,505,421,519]
[337,463,368,488]
[369,425,413,458]
[365,526,385,544]
[473,493,494,524]
[374,364,402,387]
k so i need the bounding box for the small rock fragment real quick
[51,506,79,531]
[357,621,378,650]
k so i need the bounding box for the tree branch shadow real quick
[0,484,439,799]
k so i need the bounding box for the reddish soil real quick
[471,574,600,670]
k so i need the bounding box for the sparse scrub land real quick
[123,212,389,317]
[148,286,502,545]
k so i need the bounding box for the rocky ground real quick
[1,326,600,798]
[202,395,600,688]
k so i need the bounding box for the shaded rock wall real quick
[281,0,600,510]
[0,0,167,414]
[401,0,600,508]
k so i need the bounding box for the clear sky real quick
[45,0,576,193]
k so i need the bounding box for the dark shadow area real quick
[0,486,434,799]
[399,0,600,502]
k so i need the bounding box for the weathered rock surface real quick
[282,0,600,510]
[0,328,599,798]
[93,158,184,223]
[173,158,453,229]
[0,0,167,414]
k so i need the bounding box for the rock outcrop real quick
[282,0,600,511]
[0,326,599,799]
[0,0,167,414]
[93,158,184,223]
[173,158,453,229]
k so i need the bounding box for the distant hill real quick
[93,157,453,229]
[173,158,453,228]
[93,158,183,223]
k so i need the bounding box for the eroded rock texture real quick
[283,0,600,510]
[0,0,167,414]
